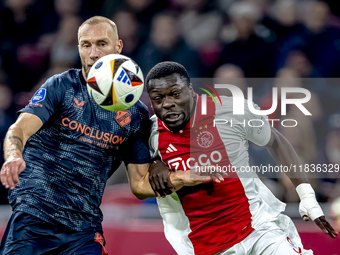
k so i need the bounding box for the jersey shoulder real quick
[57,69,82,88]
[150,114,158,132]
[216,96,262,119]
[134,100,150,116]
[128,100,150,124]
[40,69,81,91]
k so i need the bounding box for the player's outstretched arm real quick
[0,113,43,190]
[266,126,338,238]
[128,160,224,199]
[148,159,225,197]
[168,169,224,191]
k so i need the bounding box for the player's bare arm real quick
[128,161,223,199]
[127,162,174,199]
[148,160,225,197]
[1,113,43,189]
[266,126,308,186]
[127,160,173,199]
[126,163,156,200]
[168,169,224,190]
[266,126,338,238]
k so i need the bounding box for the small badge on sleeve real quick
[31,88,46,103]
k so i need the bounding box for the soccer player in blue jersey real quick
[0,16,221,254]
[0,15,217,254]
[0,16,166,255]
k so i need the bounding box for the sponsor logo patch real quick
[31,88,46,103]
[166,144,178,153]
[115,110,132,127]
[61,118,126,146]
[29,102,43,107]
[73,98,85,109]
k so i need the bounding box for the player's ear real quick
[116,39,123,54]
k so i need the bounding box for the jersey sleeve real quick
[149,115,161,159]
[244,101,271,147]
[18,75,64,124]
[122,107,151,165]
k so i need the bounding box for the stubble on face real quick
[81,58,91,79]
[78,22,120,79]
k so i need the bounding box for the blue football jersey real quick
[8,69,151,231]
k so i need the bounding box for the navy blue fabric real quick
[0,211,103,255]
[8,69,151,231]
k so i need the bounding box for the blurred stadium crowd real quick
[0,0,340,209]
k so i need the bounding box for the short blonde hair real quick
[78,16,118,41]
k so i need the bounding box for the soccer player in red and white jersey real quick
[144,62,338,255]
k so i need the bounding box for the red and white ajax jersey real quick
[149,95,286,255]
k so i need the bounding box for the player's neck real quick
[82,69,87,82]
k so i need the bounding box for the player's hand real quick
[192,168,227,184]
[170,170,226,191]
[149,160,174,198]
[297,183,338,238]
[0,157,26,190]
[307,216,338,238]
[182,170,225,186]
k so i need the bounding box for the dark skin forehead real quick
[147,73,189,93]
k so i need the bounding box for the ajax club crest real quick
[196,131,214,148]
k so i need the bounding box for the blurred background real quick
[0,0,340,254]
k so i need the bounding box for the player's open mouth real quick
[164,113,182,122]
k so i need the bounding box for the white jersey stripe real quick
[215,97,286,229]
[149,116,195,254]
